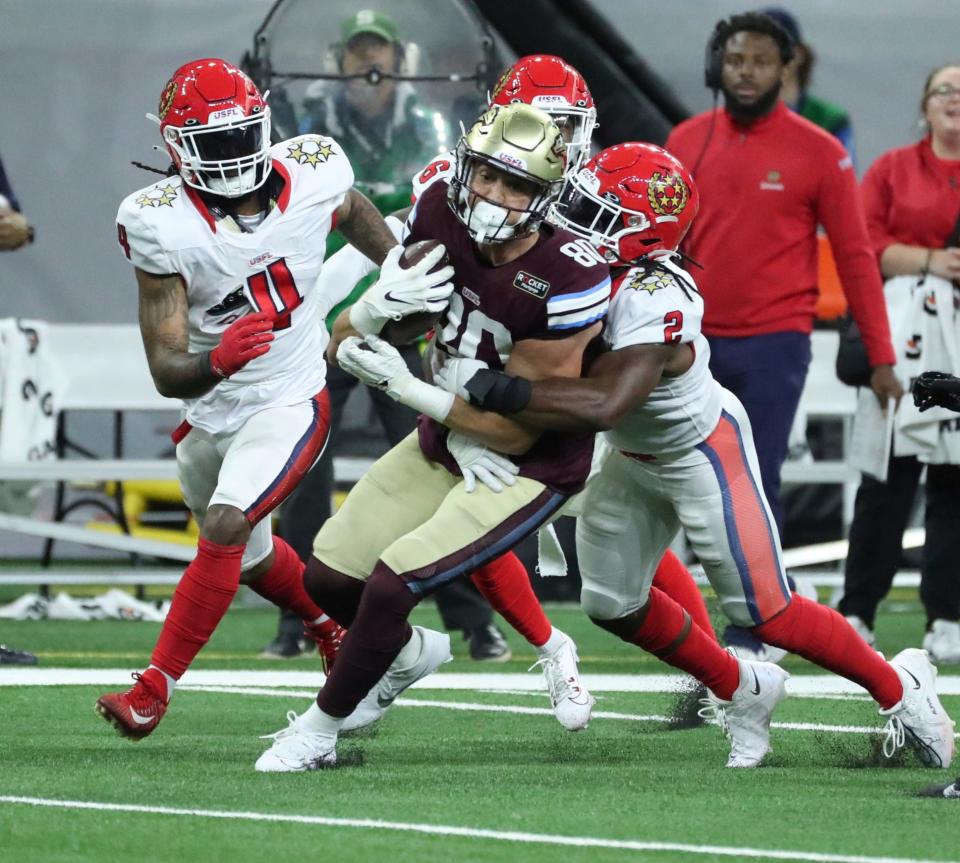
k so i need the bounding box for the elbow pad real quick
[464,369,532,414]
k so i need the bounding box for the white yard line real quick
[175,686,957,738]
[3,668,959,696]
[0,796,954,863]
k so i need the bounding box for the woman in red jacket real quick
[839,63,960,663]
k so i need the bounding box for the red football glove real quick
[209,312,274,378]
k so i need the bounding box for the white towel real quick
[883,275,960,464]
[0,319,67,513]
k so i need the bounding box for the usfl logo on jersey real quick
[286,136,336,168]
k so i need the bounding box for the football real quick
[378,240,450,345]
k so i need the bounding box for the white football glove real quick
[348,243,455,336]
[337,335,454,422]
[447,432,519,493]
[435,357,489,399]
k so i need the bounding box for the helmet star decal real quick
[647,172,690,217]
[287,137,335,168]
[135,184,179,209]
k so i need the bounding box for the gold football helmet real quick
[448,103,566,244]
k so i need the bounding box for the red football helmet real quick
[548,143,699,265]
[150,59,272,198]
[490,55,596,171]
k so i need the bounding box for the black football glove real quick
[912,371,960,413]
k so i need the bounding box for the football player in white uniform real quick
[96,58,453,740]
[431,143,956,769]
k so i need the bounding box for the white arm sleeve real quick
[316,214,406,312]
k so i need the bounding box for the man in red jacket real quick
[667,11,901,661]
[666,11,901,538]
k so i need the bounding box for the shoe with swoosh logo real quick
[699,658,789,768]
[340,626,451,733]
[95,669,169,740]
[880,648,956,768]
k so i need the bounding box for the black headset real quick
[704,15,796,92]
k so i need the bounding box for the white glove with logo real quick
[447,432,519,493]
[435,356,489,400]
[337,335,454,422]
[348,243,455,336]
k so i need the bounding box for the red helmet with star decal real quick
[151,58,272,198]
[547,142,699,265]
[490,55,596,171]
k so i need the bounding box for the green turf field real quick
[1,588,958,863]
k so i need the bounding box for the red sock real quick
[652,550,716,641]
[151,538,244,679]
[753,595,902,709]
[627,587,740,700]
[248,537,326,622]
[471,552,552,647]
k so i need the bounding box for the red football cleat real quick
[303,618,345,676]
[95,669,169,740]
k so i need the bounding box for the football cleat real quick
[0,644,38,665]
[255,710,337,772]
[923,620,960,665]
[303,618,346,675]
[340,626,452,733]
[529,629,595,731]
[95,669,169,740]
[881,648,956,768]
[699,659,789,768]
[467,623,512,663]
[918,776,960,798]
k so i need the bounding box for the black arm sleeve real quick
[464,369,533,414]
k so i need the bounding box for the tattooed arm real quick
[136,267,220,399]
[334,188,397,266]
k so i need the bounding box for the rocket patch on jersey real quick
[286,136,336,168]
[136,184,179,209]
[513,271,551,299]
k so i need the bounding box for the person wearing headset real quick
[665,11,901,663]
[262,11,506,663]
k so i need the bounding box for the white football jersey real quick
[117,134,354,433]
[602,252,723,456]
[410,150,456,203]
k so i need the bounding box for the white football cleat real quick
[844,615,877,649]
[341,626,452,733]
[255,710,337,773]
[881,648,956,768]
[923,620,960,665]
[699,659,789,768]
[529,629,595,731]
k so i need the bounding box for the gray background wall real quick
[1,0,956,325]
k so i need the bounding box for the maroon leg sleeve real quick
[317,561,419,718]
[302,556,366,628]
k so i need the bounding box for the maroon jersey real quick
[409,181,612,495]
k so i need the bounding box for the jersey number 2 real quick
[663,310,683,344]
[247,259,302,330]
